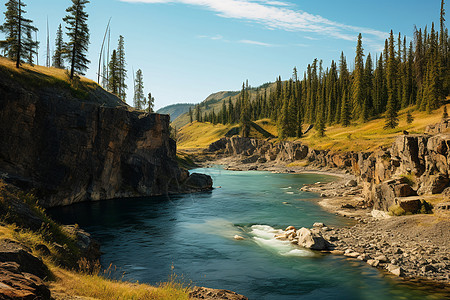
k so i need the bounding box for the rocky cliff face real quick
[208,130,450,211]
[0,69,212,207]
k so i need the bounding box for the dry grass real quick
[287,160,310,167]
[0,56,95,85]
[301,106,445,152]
[177,106,445,152]
[0,222,191,300]
[50,267,190,300]
[177,119,278,150]
[177,121,236,149]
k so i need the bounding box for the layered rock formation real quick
[207,130,450,211]
[0,68,212,207]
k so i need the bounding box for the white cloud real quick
[198,34,223,40]
[239,39,274,46]
[121,0,387,43]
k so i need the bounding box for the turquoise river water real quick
[49,167,448,300]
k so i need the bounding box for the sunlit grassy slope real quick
[177,119,278,149]
[177,106,447,152]
[0,57,126,108]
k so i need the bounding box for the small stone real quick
[422,265,437,272]
[367,259,380,267]
[387,264,404,277]
[234,235,245,240]
[374,255,388,263]
[313,222,325,228]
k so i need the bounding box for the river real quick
[49,167,445,300]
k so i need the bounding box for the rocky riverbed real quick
[274,178,450,287]
[197,155,450,289]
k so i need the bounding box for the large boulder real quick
[395,197,422,213]
[183,173,213,191]
[0,262,51,300]
[0,240,49,280]
[296,227,329,250]
[418,173,450,195]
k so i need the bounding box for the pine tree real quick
[147,92,154,113]
[189,107,193,123]
[363,53,374,120]
[352,33,366,121]
[116,35,127,101]
[0,0,38,68]
[108,50,119,95]
[373,54,386,115]
[443,105,449,119]
[406,111,414,124]
[133,69,145,110]
[340,91,350,127]
[278,94,289,139]
[52,24,64,68]
[221,101,227,124]
[296,108,303,138]
[337,52,350,123]
[63,0,90,79]
[24,26,35,65]
[385,30,399,129]
[240,81,251,137]
[316,109,326,137]
[195,104,201,122]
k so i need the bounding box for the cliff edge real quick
[0,61,212,207]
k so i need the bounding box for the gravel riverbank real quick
[198,155,450,290]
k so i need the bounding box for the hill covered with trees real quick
[177,0,449,140]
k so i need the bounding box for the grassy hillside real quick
[172,84,274,129]
[177,106,447,152]
[156,103,195,122]
[177,119,277,149]
[0,57,126,108]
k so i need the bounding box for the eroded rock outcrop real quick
[0,69,212,207]
[207,132,450,211]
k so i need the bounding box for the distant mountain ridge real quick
[156,103,195,122]
[166,83,275,129]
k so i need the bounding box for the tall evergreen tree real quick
[0,0,38,68]
[52,24,64,68]
[107,50,119,95]
[64,0,90,79]
[363,53,374,120]
[189,107,193,123]
[147,92,154,113]
[133,69,145,110]
[116,35,127,101]
[352,33,366,121]
[240,81,251,137]
[385,30,399,129]
[340,91,350,127]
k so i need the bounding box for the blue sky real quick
[3,0,447,110]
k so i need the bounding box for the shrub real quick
[419,200,433,214]
[388,205,406,216]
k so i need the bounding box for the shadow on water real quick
[49,167,450,300]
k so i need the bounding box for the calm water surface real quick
[50,167,448,300]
